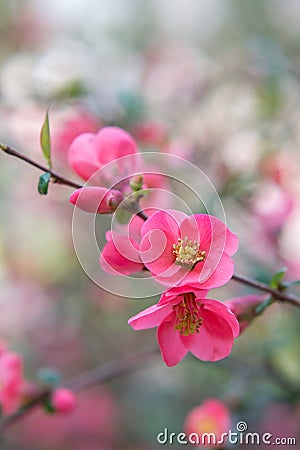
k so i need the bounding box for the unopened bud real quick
[129,175,143,192]
[70,187,123,214]
[225,294,270,334]
[51,388,76,413]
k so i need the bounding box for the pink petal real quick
[140,229,175,271]
[185,310,235,361]
[158,286,208,306]
[201,299,240,337]
[182,253,234,289]
[190,214,238,256]
[141,210,184,239]
[128,303,172,330]
[69,187,123,213]
[100,238,144,276]
[108,232,141,263]
[157,314,189,366]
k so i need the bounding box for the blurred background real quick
[0,0,300,448]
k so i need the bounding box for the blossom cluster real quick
[68,126,251,367]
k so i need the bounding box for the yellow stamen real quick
[174,293,203,336]
[172,236,206,267]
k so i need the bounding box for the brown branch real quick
[0,348,159,433]
[0,143,83,189]
[0,389,50,433]
[136,210,149,221]
[231,272,300,308]
[134,212,300,308]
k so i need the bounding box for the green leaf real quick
[270,267,288,289]
[40,110,51,168]
[254,296,274,315]
[43,397,56,414]
[37,367,61,386]
[38,172,51,195]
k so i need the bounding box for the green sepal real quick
[38,172,51,195]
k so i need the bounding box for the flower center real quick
[172,236,206,267]
[174,293,203,336]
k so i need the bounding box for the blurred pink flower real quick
[225,294,269,334]
[184,398,231,447]
[131,121,168,146]
[253,182,294,233]
[139,210,238,289]
[68,126,137,182]
[0,344,24,415]
[69,187,124,214]
[163,138,194,163]
[128,286,239,366]
[52,108,100,165]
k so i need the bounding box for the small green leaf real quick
[43,397,56,414]
[37,368,61,386]
[38,172,51,195]
[40,110,51,168]
[254,296,274,315]
[270,267,288,289]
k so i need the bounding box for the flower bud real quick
[225,294,270,334]
[51,388,76,413]
[70,187,123,213]
[129,174,143,192]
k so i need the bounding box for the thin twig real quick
[0,389,50,432]
[0,144,83,189]
[0,348,159,433]
[136,210,149,221]
[231,273,300,308]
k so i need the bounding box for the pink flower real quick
[139,210,238,289]
[128,286,239,367]
[0,345,24,414]
[225,294,269,334]
[184,398,231,447]
[52,388,77,413]
[69,186,124,214]
[68,126,137,182]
